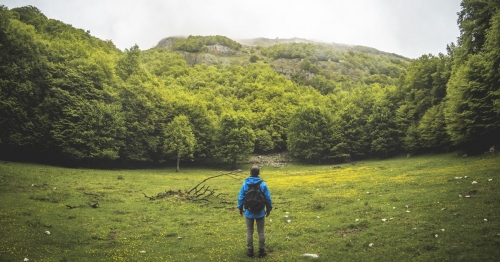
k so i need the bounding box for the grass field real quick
[1,153,499,261]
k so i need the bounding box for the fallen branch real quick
[142,192,155,200]
[143,171,241,202]
[187,171,240,195]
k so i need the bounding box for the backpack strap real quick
[248,180,263,192]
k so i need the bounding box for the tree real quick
[249,55,259,63]
[444,0,500,151]
[49,93,125,162]
[11,5,47,30]
[418,104,449,150]
[367,86,400,157]
[168,95,215,160]
[117,44,141,80]
[214,113,255,168]
[457,0,495,55]
[287,105,333,163]
[444,54,499,147]
[118,78,165,163]
[254,129,274,153]
[0,7,51,156]
[395,54,452,152]
[163,115,196,172]
[334,87,373,158]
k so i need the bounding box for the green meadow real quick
[1,153,499,261]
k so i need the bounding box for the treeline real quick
[0,2,499,168]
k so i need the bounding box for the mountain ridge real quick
[154,35,410,86]
[156,36,408,59]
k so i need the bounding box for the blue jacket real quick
[237,176,272,219]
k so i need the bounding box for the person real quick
[237,165,273,257]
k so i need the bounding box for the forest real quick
[0,0,499,168]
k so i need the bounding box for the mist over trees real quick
[1,1,499,167]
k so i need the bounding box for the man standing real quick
[237,165,272,257]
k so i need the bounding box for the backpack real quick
[244,181,266,212]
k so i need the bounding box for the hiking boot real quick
[258,248,267,257]
[246,248,254,257]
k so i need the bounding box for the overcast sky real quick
[3,0,463,58]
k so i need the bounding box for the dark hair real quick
[250,165,260,176]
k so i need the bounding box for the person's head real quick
[250,165,260,177]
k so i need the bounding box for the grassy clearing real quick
[1,153,499,261]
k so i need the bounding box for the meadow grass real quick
[0,153,499,261]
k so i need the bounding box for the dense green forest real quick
[0,1,499,168]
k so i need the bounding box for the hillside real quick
[155,36,410,89]
[237,37,408,59]
[157,36,408,59]
[1,4,499,167]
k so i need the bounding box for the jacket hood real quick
[245,176,262,185]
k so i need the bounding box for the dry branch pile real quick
[142,171,241,202]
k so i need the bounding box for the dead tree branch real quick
[187,171,240,195]
[143,171,242,202]
[142,192,155,200]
